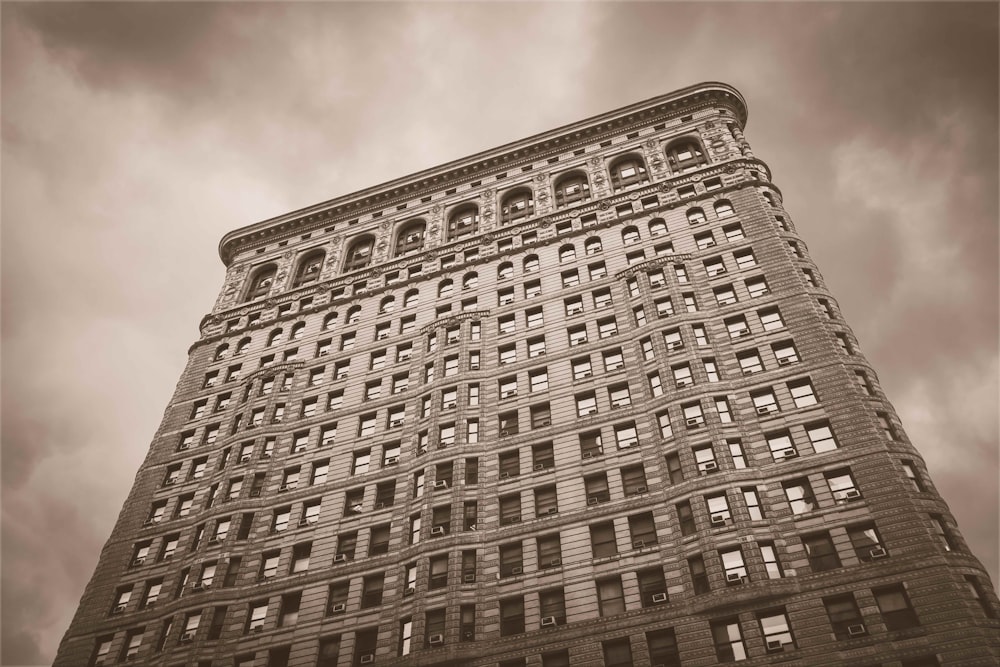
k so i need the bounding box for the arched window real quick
[235,338,251,355]
[291,322,306,340]
[343,235,375,273]
[585,237,603,255]
[379,296,395,314]
[447,204,479,241]
[438,279,454,298]
[498,262,514,280]
[609,155,648,191]
[245,264,277,302]
[714,200,735,218]
[346,306,362,325]
[500,188,534,225]
[292,250,325,288]
[559,244,576,263]
[554,171,590,207]
[323,312,339,330]
[214,343,229,361]
[648,218,668,237]
[403,289,420,308]
[622,226,641,245]
[665,138,708,173]
[763,192,777,208]
[394,219,427,257]
[523,255,540,273]
[267,329,283,347]
[463,272,479,290]
[687,207,707,224]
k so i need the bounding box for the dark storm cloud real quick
[2,3,996,665]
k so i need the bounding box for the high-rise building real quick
[55,82,997,667]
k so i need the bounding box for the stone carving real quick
[645,138,659,150]
[534,173,548,184]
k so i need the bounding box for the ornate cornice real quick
[218,83,748,265]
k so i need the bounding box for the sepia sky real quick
[1,2,997,665]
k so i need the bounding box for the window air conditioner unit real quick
[501,390,516,399]
[431,526,446,536]
[429,634,444,645]
[766,640,784,652]
[633,486,648,494]
[778,448,797,459]
[434,480,449,490]
[239,454,252,463]
[208,537,220,544]
[402,587,415,597]
[252,625,264,634]
[462,631,475,640]
[675,380,691,389]
[651,593,669,603]
[142,519,154,527]
[869,546,887,559]
[568,307,583,315]
[544,507,558,515]
[111,604,126,615]
[633,540,646,549]
[756,405,774,415]
[507,515,521,524]
[249,488,261,498]
[463,573,476,583]
[726,572,744,583]
[685,417,702,427]
[384,456,399,466]
[540,616,557,627]
[582,451,596,460]
[360,654,375,664]
[667,341,684,351]
[192,582,204,591]
[277,484,289,492]
[736,329,751,338]
[777,357,792,366]
[299,517,313,527]
[499,472,511,480]
[534,463,546,471]
[841,489,861,501]
[537,419,551,427]
[132,556,146,566]
[261,452,271,459]
[389,419,404,428]
[164,479,176,486]
[701,461,719,473]
[549,558,562,567]
[334,554,348,563]
[705,240,717,247]
[580,407,597,416]
[180,632,194,643]
[710,513,728,525]
[500,429,511,437]
[587,496,600,506]
[847,624,867,636]
[579,370,593,378]
[510,566,523,575]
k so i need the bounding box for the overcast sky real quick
[2,3,997,665]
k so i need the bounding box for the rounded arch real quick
[714,199,735,218]
[621,226,641,245]
[438,278,454,298]
[379,295,396,314]
[403,289,420,308]
[292,249,326,288]
[214,343,230,361]
[686,207,707,224]
[394,219,427,257]
[235,337,252,355]
[559,244,576,263]
[664,137,708,173]
[244,263,277,302]
[553,170,590,207]
[463,272,479,290]
[346,305,362,325]
[500,187,534,224]
[323,311,339,330]
[648,218,668,238]
[447,203,480,241]
[523,254,540,273]
[497,261,514,280]
[342,234,375,273]
[290,321,306,340]
[763,191,777,208]
[584,236,603,255]
[267,328,284,347]
[608,153,649,190]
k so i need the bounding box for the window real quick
[714,199,735,218]
[352,449,370,475]
[500,493,522,526]
[807,422,838,453]
[826,469,861,502]
[614,423,638,449]
[854,370,875,395]
[590,521,618,558]
[704,358,720,382]
[714,285,738,306]
[847,522,887,562]
[448,204,480,240]
[647,628,682,667]
[835,332,854,354]
[342,235,374,272]
[758,609,795,651]
[497,597,528,641]
[537,533,562,569]
[695,446,718,474]
[751,388,779,416]
[707,493,731,525]
[628,511,657,546]
[711,617,747,662]
[784,478,816,514]
[874,584,920,630]
[824,594,866,640]
[803,531,841,571]
[597,576,626,616]
[721,547,748,583]
[554,171,590,207]
[601,637,633,667]
[683,402,704,428]
[758,307,784,331]
[689,554,710,594]
[580,430,602,458]
[901,459,926,492]
[687,206,707,224]
[772,340,799,365]
[655,297,675,318]
[760,541,784,578]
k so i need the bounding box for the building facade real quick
[55,82,998,667]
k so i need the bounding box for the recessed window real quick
[554,171,590,207]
